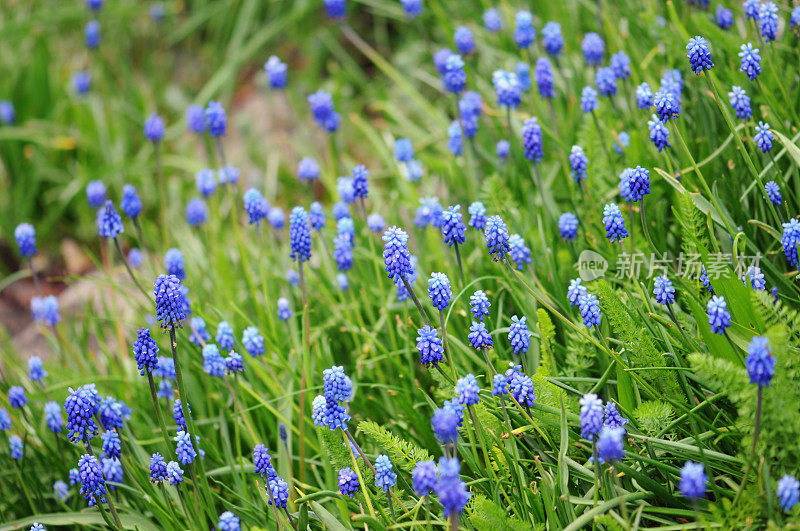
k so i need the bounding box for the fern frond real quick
[357,420,433,474]
[468,494,540,531]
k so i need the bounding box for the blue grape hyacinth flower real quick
[412,460,437,496]
[73,71,91,94]
[580,86,598,113]
[614,132,630,155]
[186,105,205,134]
[96,200,123,239]
[535,58,555,99]
[243,189,268,226]
[121,184,142,219]
[217,512,240,531]
[595,67,617,97]
[484,215,510,260]
[264,56,287,89]
[610,51,631,80]
[166,461,184,485]
[351,164,369,199]
[579,393,604,441]
[596,426,625,463]
[78,454,106,505]
[515,62,531,92]
[509,234,531,270]
[619,166,651,202]
[559,212,579,241]
[144,113,164,142]
[428,272,452,311]
[338,467,360,497]
[759,2,779,42]
[706,295,731,334]
[569,145,588,183]
[367,213,385,233]
[205,101,226,136]
[383,226,413,283]
[0,101,14,124]
[482,8,501,31]
[746,336,774,387]
[154,274,186,330]
[521,117,543,162]
[455,374,480,406]
[508,315,531,355]
[402,0,423,19]
[436,457,470,517]
[653,275,675,305]
[442,55,466,94]
[738,43,761,81]
[542,21,563,56]
[447,121,463,156]
[567,278,588,306]
[416,325,444,366]
[764,181,782,206]
[513,11,536,49]
[648,114,670,152]
[744,265,766,291]
[680,461,707,498]
[133,328,159,375]
[492,70,521,109]
[195,169,217,198]
[277,298,292,321]
[150,453,167,483]
[394,138,414,162]
[581,32,604,66]
[468,201,486,230]
[777,475,800,512]
[728,86,752,121]
[65,384,99,442]
[219,164,240,185]
[754,121,773,153]
[86,181,106,208]
[45,400,63,432]
[579,293,602,328]
[715,5,734,29]
[454,26,474,55]
[289,207,312,263]
[781,219,800,267]
[433,49,452,75]
[297,157,319,182]
[202,344,226,377]
[604,402,629,429]
[375,455,397,492]
[636,82,654,108]
[185,198,208,227]
[602,203,629,242]
[792,7,800,30]
[309,202,326,231]
[441,205,466,247]
[85,21,100,49]
[686,36,713,74]
[15,223,36,257]
[308,90,340,132]
[467,321,493,351]
[164,248,185,281]
[654,89,680,121]
[469,290,490,321]
[9,386,27,408]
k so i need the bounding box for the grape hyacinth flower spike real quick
[440,205,466,281]
[15,222,41,290]
[383,226,429,324]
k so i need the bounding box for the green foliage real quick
[358,420,433,474]
[468,494,539,531]
[537,309,555,376]
[593,280,682,399]
[633,400,675,438]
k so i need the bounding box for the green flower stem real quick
[403,277,431,326]
[734,385,763,505]
[670,121,737,237]
[113,237,150,300]
[342,430,376,519]
[298,259,311,486]
[147,370,174,459]
[439,309,457,382]
[703,73,782,227]
[154,141,167,246]
[169,327,215,523]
